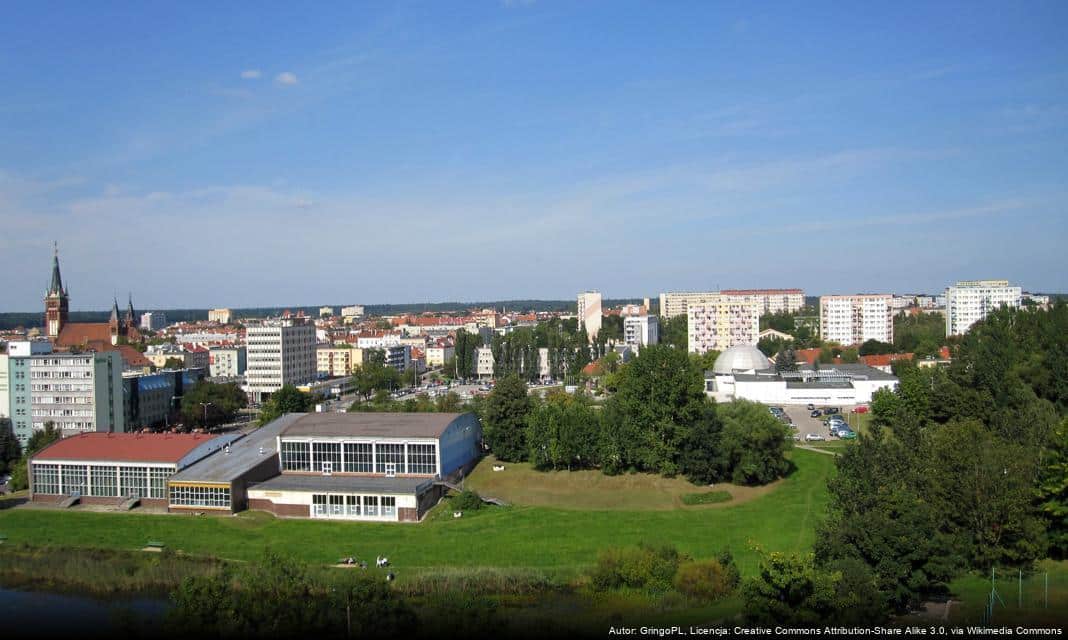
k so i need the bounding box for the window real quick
[119,466,148,497]
[381,496,396,517]
[149,468,171,499]
[406,443,437,475]
[374,443,405,474]
[89,465,117,497]
[312,494,327,517]
[329,494,344,516]
[343,442,373,473]
[61,465,87,496]
[169,485,231,508]
[345,495,360,516]
[312,442,342,473]
[32,464,60,494]
[363,495,378,516]
[280,441,311,471]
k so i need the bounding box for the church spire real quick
[110,297,120,324]
[47,241,65,296]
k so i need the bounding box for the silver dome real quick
[712,345,771,374]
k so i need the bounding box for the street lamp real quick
[199,402,214,430]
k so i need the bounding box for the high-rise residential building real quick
[316,347,366,377]
[209,346,247,378]
[245,317,316,402]
[577,291,602,341]
[624,315,659,351]
[319,306,335,318]
[140,311,168,332]
[719,289,805,315]
[819,295,894,346]
[944,280,1022,336]
[475,347,495,380]
[659,291,720,320]
[208,308,232,324]
[687,298,760,354]
[382,345,412,372]
[26,348,125,438]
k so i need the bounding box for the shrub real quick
[674,560,733,602]
[681,491,732,505]
[588,543,684,592]
[450,490,482,512]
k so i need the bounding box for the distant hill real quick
[0,298,647,330]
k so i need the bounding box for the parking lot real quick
[781,404,869,444]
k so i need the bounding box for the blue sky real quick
[1,1,1066,310]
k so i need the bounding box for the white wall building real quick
[686,297,760,354]
[426,345,455,368]
[659,291,721,320]
[28,350,125,436]
[139,311,167,332]
[245,317,316,402]
[944,280,1022,336]
[209,346,247,378]
[207,308,232,324]
[340,305,365,319]
[819,295,893,345]
[382,345,412,372]
[475,347,495,380]
[577,291,602,341]
[623,315,659,351]
[720,289,805,315]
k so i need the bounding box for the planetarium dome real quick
[712,345,772,375]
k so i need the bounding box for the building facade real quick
[245,412,482,522]
[207,308,232,324]
[316,347,365,377]
[29,349,125,437]
[426,345,454,368]
[340,305,365,319]
[686,298,760,354]
[719,289,805,315]
[245,317,316,403]
[208,346,247,378]
[819,295,894,346]
[577,291,602,341]
[623,315,659,350]
[139,312,167,332]
[944,280,1022,336]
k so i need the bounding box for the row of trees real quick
[481,345,793,486]
[813,303,1068,616]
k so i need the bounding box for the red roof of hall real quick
[33,432,221,463]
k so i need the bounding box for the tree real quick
[162,356,184,370]
[352,361,401,401]
[714,400,792,485]
[258,385,313,425]
[481,375,531,462]
[774,348,798,373]
[858,339,894,356]
[180,381,248,430]
[601,345,706,476]
[679,403,725,484]
[1039,417,1068,558]
[526,391,600,470]
[8,421,60,491]
[659,314,688,351]
[0,419,20,475]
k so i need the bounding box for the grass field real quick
[465,456,777,510]
[0,449,834,578]
[941,560,1068,626]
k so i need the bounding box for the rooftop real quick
[281,412,470,439]
[171,414,302,483]
[251,474,432,495]
[33,432,225,464]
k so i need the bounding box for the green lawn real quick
[465,456,777,510]
[942,560,1068,626]
[0,450,834,578]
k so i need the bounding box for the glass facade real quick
[169,485,231,508]
[32,462,173,499]
[279,439,439,476]
[280,441,311,471]
[374,443,405,475]
[309,493,400,520]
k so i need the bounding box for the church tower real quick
[124,293,136,334]
[109,298,121,345]
[44,242,69,339]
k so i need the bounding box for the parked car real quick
[806,403,816,411]
[839,430,857,440]
[805,433,825,442]
[823,407,839,415]
[792,433,802,442]
[852,405,869,414]
[810,410,822,418]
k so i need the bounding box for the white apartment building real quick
[687,298,760,354]
[577,291,602,341]
[819,295,893,345]
[475,347,495,380]
[623,315,659,351]
[340,305,365,319]
[659,291,722,319]
[28,350,125,437]
[245,317,316,402]
[356,333,402,349]
[720,289,805,315]
[319,306,335,317]
[139,311,167,332]
[382,345,412,372]
[316,347,366,377]
[944,280,1022,336]
[208,346,247,378]
[538,347,551,380]
[207,308,232,324]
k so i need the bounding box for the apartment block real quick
[719,289,805,315]
[207,308,232,324]
[316,347,366,377]
[28,348,125,438]
[819,295,893,346]
[623,315,659,351]
[577,291,602,341]
[944,280,1022,336]
[208,346,247,378]
[139,311,168,332]
[245,317,316,403]
[687,298,760,354]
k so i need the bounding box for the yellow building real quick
[316,347,366,377]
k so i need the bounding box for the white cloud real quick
[275,72,299,86]
[240,69,262,79]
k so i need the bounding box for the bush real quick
[673,560,733,602]
[681,491,731,505]
[450,490,482,512]
[588,543,684,592]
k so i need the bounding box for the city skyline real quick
[2,2,1067,309]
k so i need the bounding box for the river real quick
[0,587,168,637]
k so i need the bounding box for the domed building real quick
[704,344,898,405]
